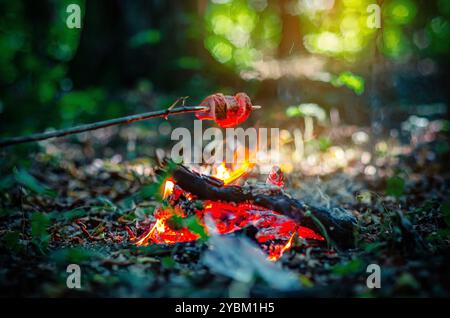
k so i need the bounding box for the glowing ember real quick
[135,201,324,260]
[136,208,199,246]
[135,164,324,261]
[136,219,165,246]
[203,201,323,260]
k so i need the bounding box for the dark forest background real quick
[1,0,449,141]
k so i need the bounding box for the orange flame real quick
[162,180,175,199]
[268,233,295,261]
[136,218,165,246]
[134,152,323,261]
[213,161,253,185]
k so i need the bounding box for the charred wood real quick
[171,164,357,248]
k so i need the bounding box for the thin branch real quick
[0,105,208,148]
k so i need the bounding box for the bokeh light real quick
[204,0,281,70]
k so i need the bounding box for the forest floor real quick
[0,125,449,298]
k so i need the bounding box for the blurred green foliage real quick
[129,29,161,48]
[204,0,281,69]
[332,257,365,276]
[286,103,327,122]
[332,71,365,95]
[31,212,51,252]
[386,175,406,198]
[0,0,87,135]
[14,167,56,197]
[50,246,103,264]
[2,230,23,252]
[0,0,449,139]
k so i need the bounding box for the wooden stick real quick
[169,164,357,248]
[0,105,208,148]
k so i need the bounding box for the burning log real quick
[170,164,357,248]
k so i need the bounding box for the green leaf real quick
[331,71,365,95]
[286,106,302,118]
[396,272,420,290]
[168,214,208,241]
[97,196,119,211]
[136,183,162,201]
[50,247,100,264]
[0,175,14,191]
[185,216,208,241]
[31,212,51,251]
[129,29,161,48]
[318,136,332,152]
[386,176,405,198]
[161,256,176,269]
[31,212,50,237]
[299,275,314,288]
[14,168,56,197]
[332,258,365,276]
[49,209,86,221]
[441,202,450,227]
[2,231,23,252]
[363,242,385,253]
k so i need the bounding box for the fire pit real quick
[131,160,356,261]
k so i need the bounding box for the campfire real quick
[132,160,331,261]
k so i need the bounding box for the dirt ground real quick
[1,125,449,298]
